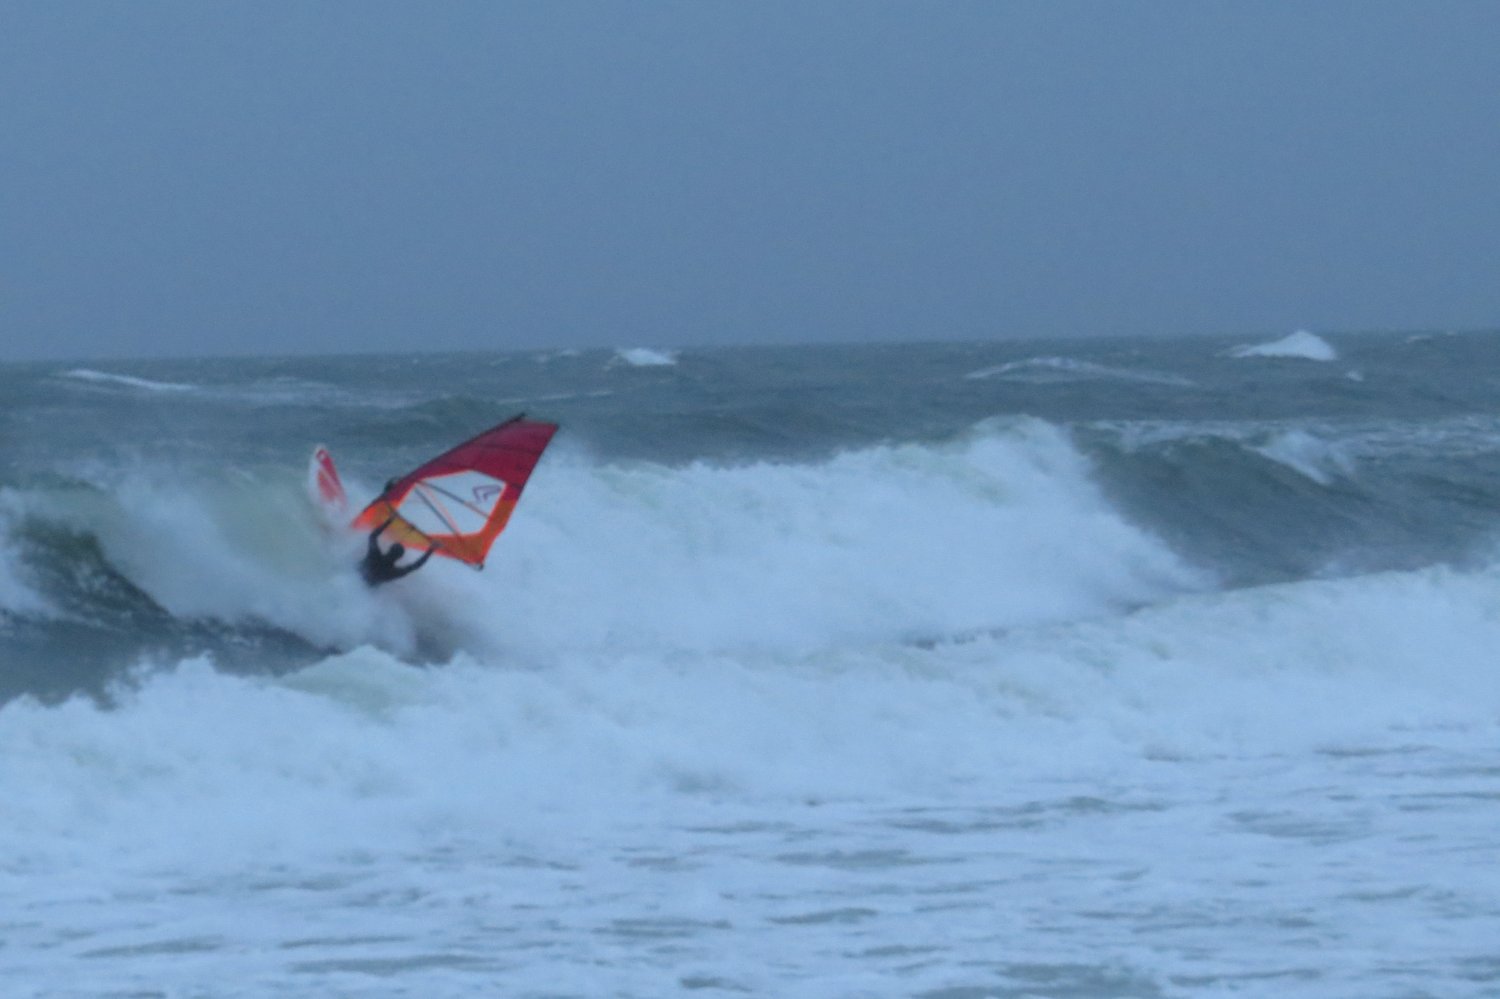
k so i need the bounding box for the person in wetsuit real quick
[360,515,436,586]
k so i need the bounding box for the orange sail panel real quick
[352,415,557,569]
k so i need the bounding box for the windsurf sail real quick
[308,445,349,520]
[351,414,558,570]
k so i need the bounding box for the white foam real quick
[5,561,1500,993]
[612,347,679,368]
[475,418,1198,658]
[1031,565,1500,759]
[1229,330,1338,361]
[4,561,1499,866]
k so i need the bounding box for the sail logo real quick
[473,482,506,505]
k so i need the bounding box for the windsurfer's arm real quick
[366,516,397,560]
[389,544,437,580]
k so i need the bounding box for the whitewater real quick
[2,331,1500,997]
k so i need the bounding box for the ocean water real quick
[3,330,1500,997]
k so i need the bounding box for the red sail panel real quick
[352,415,558,569]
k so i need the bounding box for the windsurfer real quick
[360,516,436,587]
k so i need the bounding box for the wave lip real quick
[1229,330,1337,362]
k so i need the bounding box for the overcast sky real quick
[3,2,1498,362]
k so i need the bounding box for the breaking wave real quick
[1229,330,1338,361]
[0,418,1198,703]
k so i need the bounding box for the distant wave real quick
[964,356,1193,387]
[61,369,198,393]
[1229,331,1337,361]
[533,348,583,364]
[612,347,679,368]
[59,369,418,409]
[224,377,397,409]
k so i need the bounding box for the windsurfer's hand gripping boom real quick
[360,516,438,587]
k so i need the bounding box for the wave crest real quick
[1229,330,1337,361]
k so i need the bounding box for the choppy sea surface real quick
[3,330,1500,997]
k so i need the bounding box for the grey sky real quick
[3,2,1498,361]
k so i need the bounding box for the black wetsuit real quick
[360,517,435,586]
